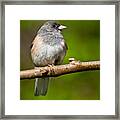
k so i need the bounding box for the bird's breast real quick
[31,43,66,67]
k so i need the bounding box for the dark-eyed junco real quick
[31,21,68,96]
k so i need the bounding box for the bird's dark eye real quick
[52,23,60,29]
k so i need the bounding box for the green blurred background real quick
[20,20,100,100]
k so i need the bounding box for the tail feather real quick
[34,77,49,96]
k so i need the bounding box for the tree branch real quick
[20,59,100,80]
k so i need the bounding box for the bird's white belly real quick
[32,44,64,66]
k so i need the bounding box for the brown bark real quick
[20,60,100,80]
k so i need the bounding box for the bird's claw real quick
[48,64,54,67]
[48,64,54,75]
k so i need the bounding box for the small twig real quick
[20,59,100,80]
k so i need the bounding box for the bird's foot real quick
[48,64,54,67]
[48,64,54,75]
[34,67,41,76]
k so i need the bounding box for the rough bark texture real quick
[20,60,100,80]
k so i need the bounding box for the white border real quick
[5,5,115,115]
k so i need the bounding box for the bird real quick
[31,21,68,96]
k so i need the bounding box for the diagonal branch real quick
[20,59,100,80]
